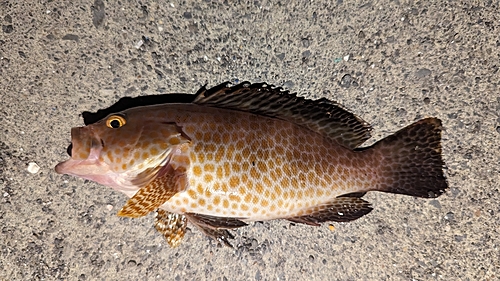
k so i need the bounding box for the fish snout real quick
[55,126,106,176]
[69,126,101,160]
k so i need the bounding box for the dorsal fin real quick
[193,81,372,149]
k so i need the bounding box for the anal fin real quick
[154,209,188,248]
[117,167,185,218]
[184,213,248,247]
[287,197,373,226]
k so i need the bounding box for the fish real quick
[55,81,448,247]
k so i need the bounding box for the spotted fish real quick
[55,82,448,247]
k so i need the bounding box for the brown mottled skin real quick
[160,104,380,221]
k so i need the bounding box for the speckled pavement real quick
[1,1,499,280]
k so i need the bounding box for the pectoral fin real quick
[117,168,185,218]
[287,197,373,226]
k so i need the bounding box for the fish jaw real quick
[55,155,114,186]
[55,126,129,191]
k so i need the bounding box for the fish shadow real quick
[82,93,195,125]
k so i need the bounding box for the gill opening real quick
[129,147,173,188]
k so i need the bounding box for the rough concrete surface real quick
[1,0,499,280]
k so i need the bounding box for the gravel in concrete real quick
[1,1,499,280]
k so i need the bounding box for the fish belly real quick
[161,105,378,221]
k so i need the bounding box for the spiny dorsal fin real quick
[193,81,372,149]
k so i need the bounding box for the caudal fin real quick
[371,118,447,198]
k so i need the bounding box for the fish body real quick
[55,82,447,247]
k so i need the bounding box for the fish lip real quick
[55,158,81,174]
[54,147,105,175]
[70,126,103,158]
[55,126,103,175]
[54,160,67,174]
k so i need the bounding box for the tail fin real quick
[371,118,447,198]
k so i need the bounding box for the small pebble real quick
[416,68,431,78]
[283,80,294,89]
[474,209,481,217]
[27,162,40,174]
[106,204,114,211]
[340,74,352,88]
[429,199,441,209]
[134,39,144,49]
[444,212,454,221]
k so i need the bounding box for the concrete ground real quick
[1,0,499,280]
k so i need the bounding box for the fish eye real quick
[106,115,126,128]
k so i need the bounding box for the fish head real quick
[55,109,188,192]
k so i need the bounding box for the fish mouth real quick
[66,143,73,157]
[55,127,103,175]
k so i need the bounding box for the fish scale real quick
[156,104,378,221]
[55,81,447,247]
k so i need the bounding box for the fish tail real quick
[371,118,447,198]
